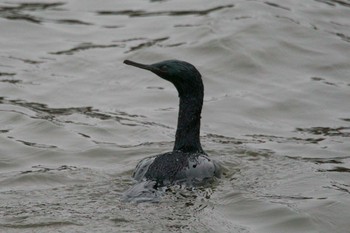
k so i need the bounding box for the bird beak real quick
[124,60,160,74]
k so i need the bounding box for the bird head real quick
[124,59,203,98]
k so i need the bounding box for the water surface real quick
[1,0,350,232]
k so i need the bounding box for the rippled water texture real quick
[1,0,350,232]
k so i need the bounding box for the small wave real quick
[0,2,65,24]
[97,4,234,17]
[50,42,122,55]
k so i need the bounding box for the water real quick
[0,0,349,232]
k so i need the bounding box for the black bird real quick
[124,59,221,186]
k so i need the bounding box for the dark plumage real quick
[124,59,221,186]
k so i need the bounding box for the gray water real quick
[1,0,350,232]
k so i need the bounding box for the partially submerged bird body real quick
[133,151,220,186]
[124,59,221,186]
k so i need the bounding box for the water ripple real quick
[315,0,350,7]
[55,19,93,25]
[325,181,350,195]
[0,221,81,229]
[318,166,350,173]
[126,37,169,53]
[0,97,172,131]
[296,126,350,137]
[0,2,65,24]
[0,72,16,76]
[97,4,234,17]
[50,42,122,55]
[15,139,57,149]
[264,2,291,11]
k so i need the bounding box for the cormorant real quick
[124,59,221,187]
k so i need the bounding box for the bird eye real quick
[160,65,167,71]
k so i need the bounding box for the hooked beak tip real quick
[123,60,133,65]
[123,59,151,70]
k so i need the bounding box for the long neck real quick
[173,95,204,153]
